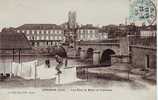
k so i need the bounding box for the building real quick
[101,25,118,38]
[77,24,108,41]
[0,28,31,77]
[129,25,157,69]
[0,28,31,53]
[16,24,65,48]
[140,25,156,37]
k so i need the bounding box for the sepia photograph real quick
[0,0,157,100]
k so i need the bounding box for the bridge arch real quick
[100,49,115,65]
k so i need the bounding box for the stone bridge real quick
[64,38,129,65]
[75,38,129,65]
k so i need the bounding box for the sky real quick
[0,0,130,30]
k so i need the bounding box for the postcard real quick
[0,0,156,100]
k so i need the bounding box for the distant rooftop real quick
[79,24,99,29]
[16,24,63,30]
[140,25,157,31]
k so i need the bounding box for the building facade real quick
[129,25,157,69]
[16,24,65,48]
[140,25,156,37]
[77,24,108,41]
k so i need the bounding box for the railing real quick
[76,39,120,47]
[77,39,120,44]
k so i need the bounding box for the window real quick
[17,30,20,33]
[58,30,60,34]
[90,30,93,33]
[46,36,49,40]
[88,30,90,33]
[57,36,59,40]
[27,36,30,40]
[32,30,34,34]
[32,36,34,40]
[57,30,59,34]
[61,36,63,40]
[103,33,108,39]
[33,36,35,40]
[37,36,39,40]
[37,30,40,34]
[46,30,49,34]
[58,36,61,40]
[41,30,44,34]
[41,36,44,40]
[87,30,89,33]
[153,31,156,37]
[50,36,53,40]
[80,35,83,39]
[54,36,57,40]
[22,30,25,33]
[50,30,53,34]
[26,30,30,34]
[54,30,56,34]
[93,33,95,39]
[80,30,83,33]
[87,34,90,39]
[55,30,58,34]
[95,30,98,33]
[58,30,62,34]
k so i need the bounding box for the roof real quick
[102,25,118,29]
[98,28,108,33]
[16,24,63,30]
[79,24,99,29]
[0,28,32,50]
[140,25,157,31]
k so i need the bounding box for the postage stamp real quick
[129,0,157,25]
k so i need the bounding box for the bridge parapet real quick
[77,42,120,46]
[76,41,120,56]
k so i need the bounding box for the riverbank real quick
[84,63,156,84]
[0,63,155,88]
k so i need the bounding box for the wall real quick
[119,37,129,55]
[130,46,156,69]
[76,43,120,56]
[140,30,156,37]
[76,43,120,65]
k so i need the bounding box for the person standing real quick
[65,57,68,68]
[55,55,63,74]
[45,59,50,68]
